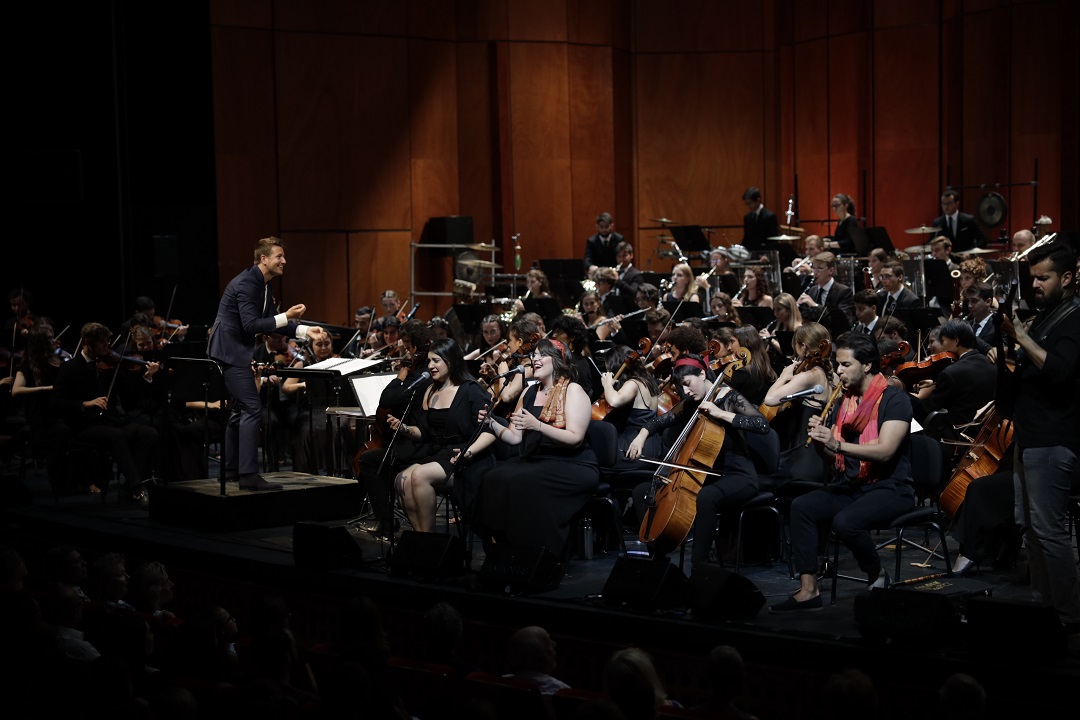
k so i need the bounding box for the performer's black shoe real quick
[769,594,823,613]
[239,474,283,491]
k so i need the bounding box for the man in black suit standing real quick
[933,189,985,252]
[208,237,309,490]
[742,186,781,254]
[583,212,622,275]
[879,261,922,316]
[915,319,995,436]
[797,251,855,336]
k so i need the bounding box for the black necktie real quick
[885,296,896,315]
[811,286,822,304]
[948,216,955,237]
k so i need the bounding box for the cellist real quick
[629,354,770,570]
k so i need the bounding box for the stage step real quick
[148,472,364,532]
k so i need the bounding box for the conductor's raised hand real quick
[286,303,306,320]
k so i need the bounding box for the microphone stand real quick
[377,381,423,561]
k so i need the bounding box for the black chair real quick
[568,420,625,557]
[829,432,953,603]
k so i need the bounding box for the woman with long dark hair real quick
[390,338,495,532]
[600,344,661,463]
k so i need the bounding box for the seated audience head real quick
[507,625,557,675]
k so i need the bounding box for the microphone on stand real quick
[404,303,420,322]
[778,385,825,403]
[405,371,432,392]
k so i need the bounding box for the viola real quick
[639,348,750,555]
[592,337,652,421]
[893,349,955,390]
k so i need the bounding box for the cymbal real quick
[457,258,502,269]
[650,217,677,225]
[904,225,939,235]
[904,244,931,254]
[955,247,996,256]
[780,225,805,233]
[767,234,801,241]
[467,243,500,252]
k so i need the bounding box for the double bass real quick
[638,348,750,555]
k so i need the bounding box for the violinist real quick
[645,308,670,344]
[465,338,598,556]
[464,314,506,361]
[391,339,495,532]
[764,324,833,426]
[52,322,159,502]
[252,332,300,469]
[712,326,773,406]
[282,326,336,473]
[365,316,402,357]
[912,319,994,439]
[630,354,770,570]
[485,315,541,411]
[12,325,64,486]
[342,305,373,357]
[120,295,156,333]
[773,332,915,612]
[599,344,661,463]
[4,288,34,354]
[999,241,1080,629]
[878,316,915,362]
[354,321,434,538]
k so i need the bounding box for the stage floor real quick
[2,461,1077,717]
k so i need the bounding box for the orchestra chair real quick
[829,432,953,604]
[387,656,461,719]
[568,420,625,558]
[551,687,604,720]
[462,671,554,720]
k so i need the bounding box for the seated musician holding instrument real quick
[580,290,613,342]
[463,314,506,361]
[599,344,661,465]
[390,339,495,532]
[763,323,834,453]
[483,314,541,412]
[635,283,660,311]
[630,354,771,570]
[708,292,741,327]
[772,332,915,612]
[712,327,774,407]
[463,338,598,556]
[912,319,995,439]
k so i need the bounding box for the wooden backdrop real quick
[210,0,1078,323]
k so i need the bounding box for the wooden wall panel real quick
[873,0,937,29]
[456,0,509,42]
[568,45,616,258]
[456,43,497,246]
[408,0,459,40]
[273,0,407,35]
[211,27,280,281]
[508,42,574,264]
[507,0,567,42]
[635,52,766,250]
[827,32,869,222]
[792,39,830,235]
[634,1,766,53]
[347,232,415,321]
[568,0,614,46]
[872,26,940,242]
[274,33,411,231]
[210,0,272,28]
[612,49,635,249]
[793,0,828,43]
[279,232,350,324]
[409,40,461,228]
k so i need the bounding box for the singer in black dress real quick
[392,339,495,532]
[464,338,599,556]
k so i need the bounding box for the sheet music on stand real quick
[348,373,398,415]
[306,357,389,374]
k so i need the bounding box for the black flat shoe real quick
[239,474,283,491]
[770,594,823,613]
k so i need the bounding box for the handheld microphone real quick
[778,385,825,403]
[405,371,432,392]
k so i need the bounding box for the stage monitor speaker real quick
[602,556,688,610]
[421,216,474,257]
[391,531,466,578]
[479,543,562,594]
[965,596,1066,659]
[854,588,960,646]
[293,521,364,571]
[687,565,766,620]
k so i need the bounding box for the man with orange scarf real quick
[771,332,915,612]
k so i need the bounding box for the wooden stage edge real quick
[148,472,364,532]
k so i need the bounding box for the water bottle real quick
[578,518,594,560]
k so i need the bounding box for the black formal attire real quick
[743,208,780,253]
[789,384,915,580]
[880,287,922,315]
[802,279,854,336]
[168,377,226,482]
[916,349,996,435]
[971,314,998,349]
[478,383,599,556]
[951,471,1021,566]
[207,265,305,477]
[614,264,644,296]
[932,211,985,252]
[52,352,158,494]
[16,359,66,486]
[1011,295,1080,622]
[251,344,299,470]
[829,215,858,254]
[583,232,622,272]
[632,387,770,567]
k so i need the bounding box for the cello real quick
[638,348,750,555]
[592,337,651,421]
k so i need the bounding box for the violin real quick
[151,315,188,347]
[893,349,955,390]
[645,342,674,378]
[592,337,651,421]
[759,339,832,423]
[96,350,151,373]
[639,347,750,555]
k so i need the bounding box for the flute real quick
[806,380,846,447]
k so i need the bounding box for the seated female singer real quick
[599,345,661,467]
[771,331,915,613]
[461,338,598,556]
[389,339,494,532]
[629,355,771,570]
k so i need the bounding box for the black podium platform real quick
[148,472,363,532]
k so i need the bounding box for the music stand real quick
[866,227,895,253]
[735,306,776,330]
[523,297,563,326]
[349,373,398,416]
[638,272,666,289]
[847,225,872,255]
[662,300,704,323]
[539,258,587,306]
[669,225,710,255]
[273,367,341,475]
[167,357,227,494]
[919,259,954,306]
[452,304,487,335]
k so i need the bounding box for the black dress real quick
[479,383,599,555]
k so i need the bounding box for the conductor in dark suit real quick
[878,261,923,315]
[797,251,855,336]
[933,189,985,252]
[208,237,309,490]
[742,186,780,253]
[583,212,622,275]
[915,320,995,436]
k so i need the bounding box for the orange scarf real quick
[833,373,888,482]
[538,377,570,429]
